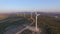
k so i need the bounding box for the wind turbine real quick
[23,12,25,17]
[27,12,41,34]
[35,12,40,31]
[15,11,41,34]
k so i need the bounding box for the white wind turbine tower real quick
[28,12,41,34]
[34,11,41,34]
[31,12,32,19]
[23,11,41,34]
[23,12,25,17]
[29,10,41,34]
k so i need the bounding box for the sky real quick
[0,0,60,13]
